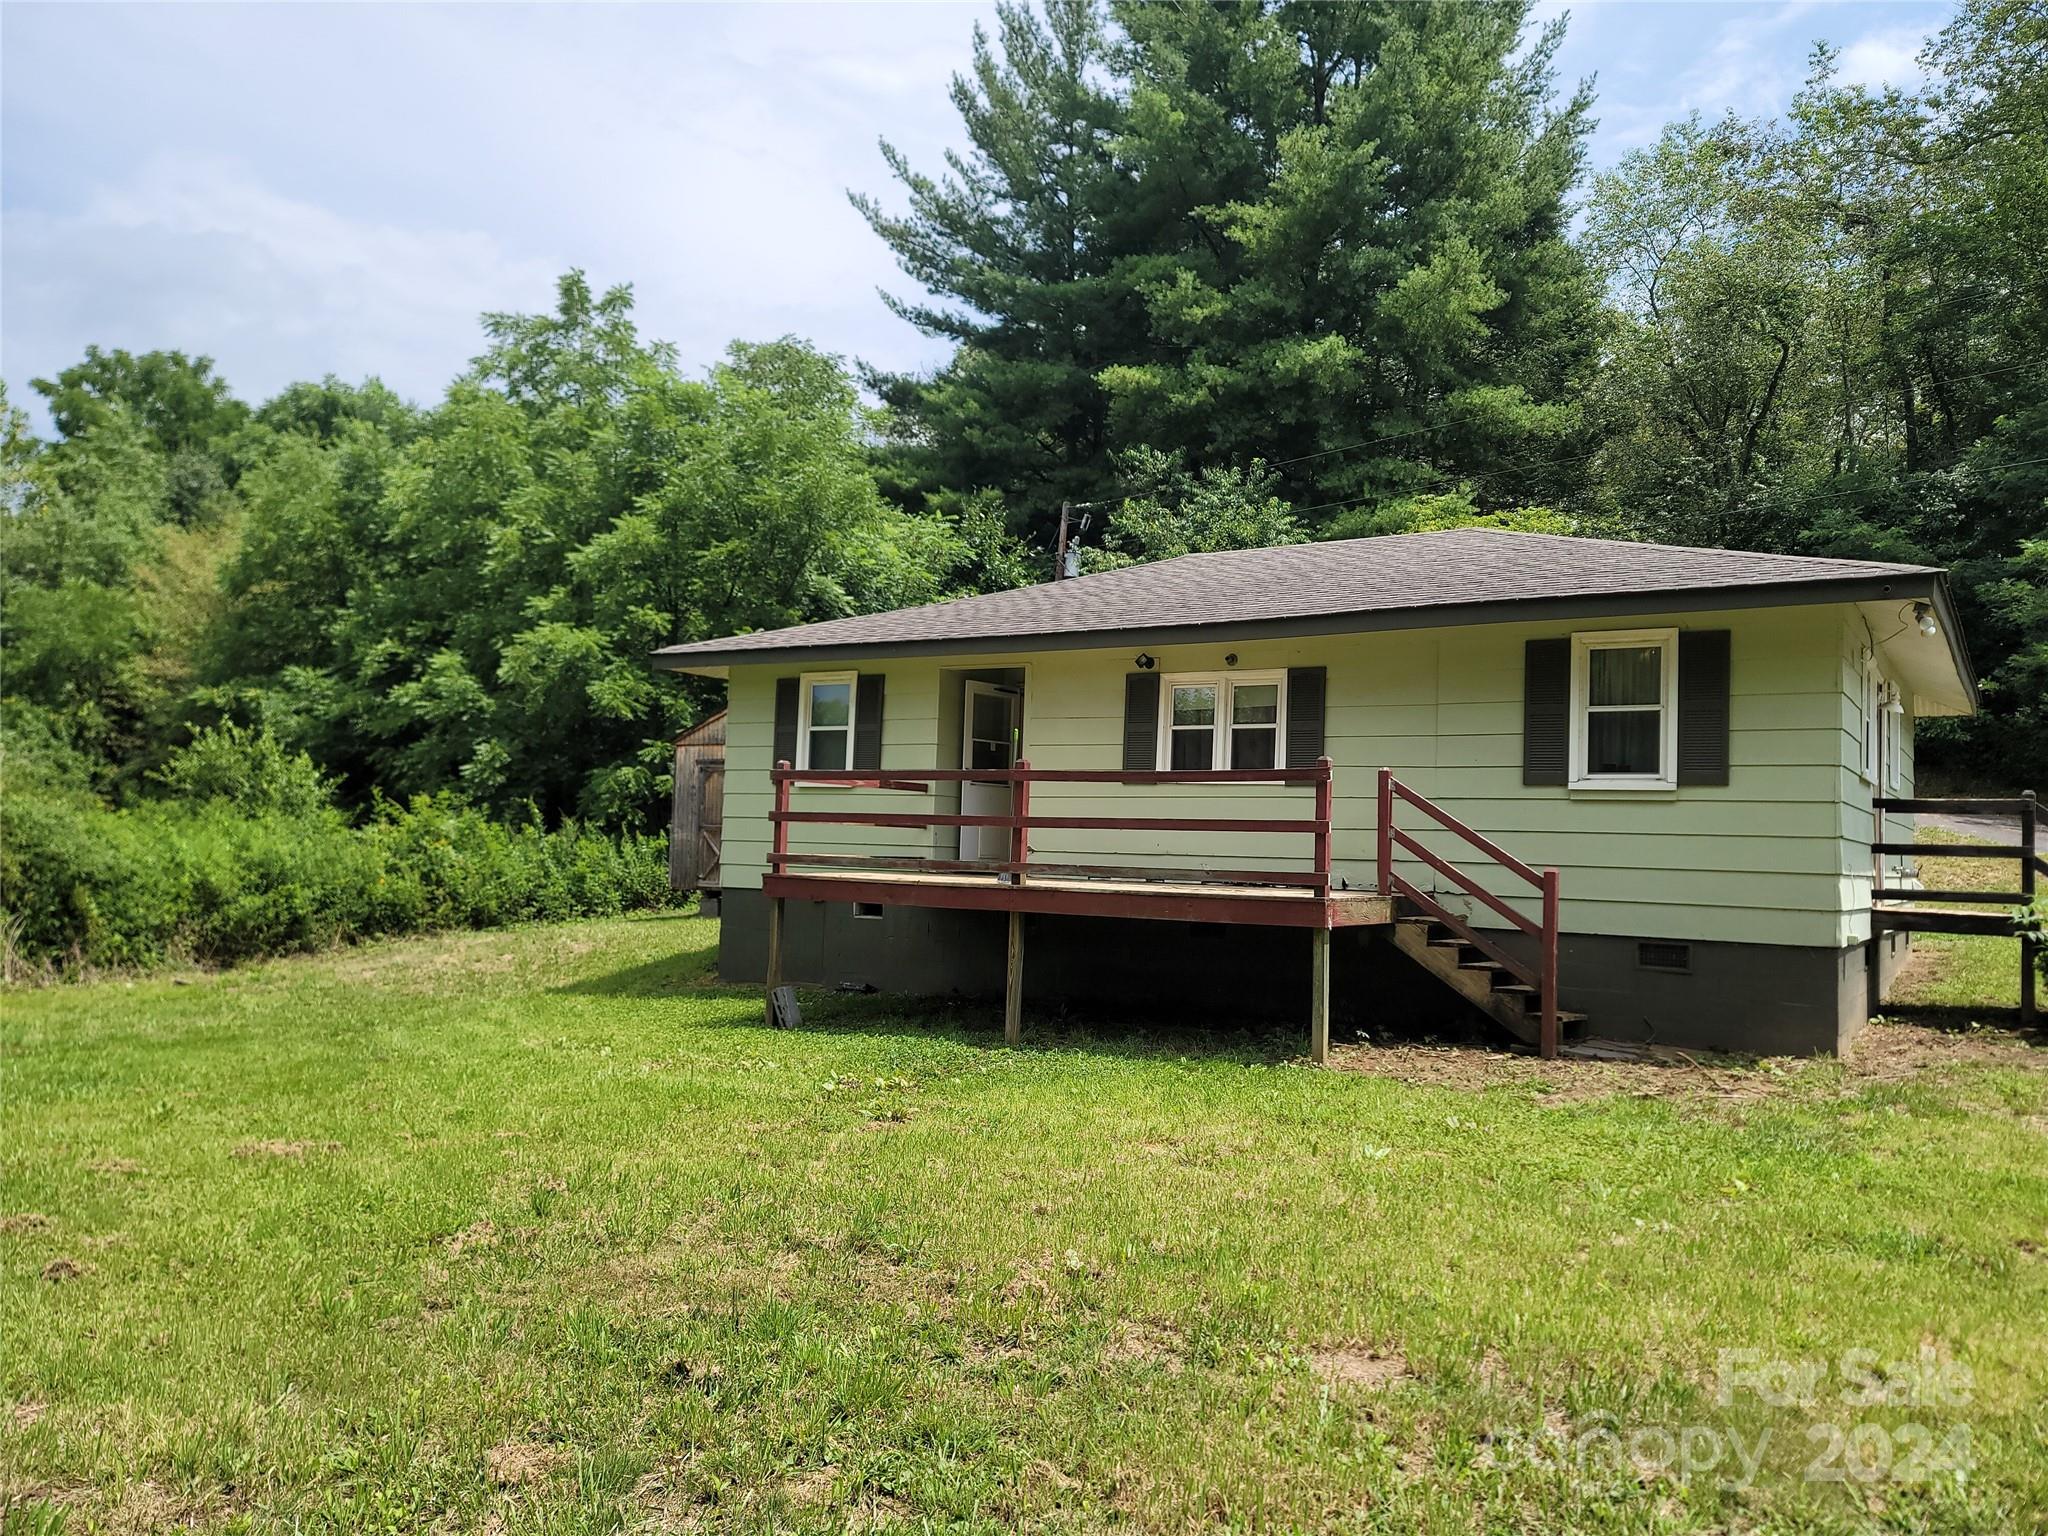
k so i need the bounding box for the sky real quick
[1,1,1953,436]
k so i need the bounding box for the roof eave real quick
[650,573,1955,673]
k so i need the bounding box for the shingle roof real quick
[652,528,1941,667]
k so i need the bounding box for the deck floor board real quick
[762,868,1392,928]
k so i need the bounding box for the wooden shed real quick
[668,711,726,902]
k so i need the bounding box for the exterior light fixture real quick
[1135,653,1156,670]
[1914,601,1938,637]
[1224,653,1238,667]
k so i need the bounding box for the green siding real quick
[718,603,1889,950]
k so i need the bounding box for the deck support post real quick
[1004,910,1025,1046]
[765,896,785,1026]
[1309,926,1330,1065]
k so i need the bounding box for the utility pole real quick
[1053,501,1071,581]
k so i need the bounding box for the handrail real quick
[1377,769,1562,1058]
[769,757,1335,893]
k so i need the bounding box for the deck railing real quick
[769,757,1334,890]
[1872,791,2039,1027]
[1376,768,1562,1056]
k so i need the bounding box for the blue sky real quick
[1,1,1951,434]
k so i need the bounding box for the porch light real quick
[1914,602,1938,637]
[1134,653,1156,670]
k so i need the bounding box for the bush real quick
[2018,900,2046,988]
[0,782,675,975]
[154,720,334,816]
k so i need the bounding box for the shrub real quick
[154,720,334,816]
[0,781,675,976]
[2018,900,2046,988]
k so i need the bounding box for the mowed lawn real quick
[3,906,2046,1535]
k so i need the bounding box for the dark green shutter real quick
[772,678,799,768]
[1523,639,1569,786]
[1123,673,1160,770]
[1676,630,1731,786]
[1285,667,1326,767]
[854,674,885,770]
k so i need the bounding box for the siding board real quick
[715,603,1873,950]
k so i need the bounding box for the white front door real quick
[960,682,1021,863]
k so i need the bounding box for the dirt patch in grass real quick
[0,1213,51,1235]
[1311,1344,1412,1390]
[232,1138,344,1159]
[11,1400,48,1428]
[1102,1320,1186,1374]
[40,1257,90,1284]
[782,1465,839,1506]
[3,1478,241,1534]
[85,1156,144,1176]
[484,1441,567,1487]
[1848,1014,2044,1077]
[1328,1018,2042,1102]
[444,1219,500,1257]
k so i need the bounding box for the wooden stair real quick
[1392,912,1586,1048]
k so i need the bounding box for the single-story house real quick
[652,529,1976,1057]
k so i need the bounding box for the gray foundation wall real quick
[718,889,1906,1055]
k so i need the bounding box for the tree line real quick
[2,0,2042,864]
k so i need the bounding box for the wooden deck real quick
[761,759,1568,1062]
[763,867,1394,928]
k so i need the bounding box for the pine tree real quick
[857,0,1602,543]
[853,0,1136,546]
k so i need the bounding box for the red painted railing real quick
[769,758,1334,891]
[1377,769,1562,1057]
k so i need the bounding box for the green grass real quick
[3,911,2046,1534]
[1887,827,2039,1018]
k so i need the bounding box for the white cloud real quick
[0,3,984,426]
[1837,26,1928,89]
[4,156,560,411]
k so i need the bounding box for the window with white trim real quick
[1568,629,1678,789]
[1884,686,1905,792]
[1157,672,1286,770]
[1858,657,1882,784]
[796,671,856,770]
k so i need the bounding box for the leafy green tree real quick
[1080,450,1301,571]
[253,376,420,446]
[1580,0,2048,779]
[197,273,973,826]
[31,346,248,457]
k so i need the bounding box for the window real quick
[1569,629,1677,789]
[1157,672,1286,771]
[797,671,856,771]
[1859,659,1883,785]
[1884,686,1905,792]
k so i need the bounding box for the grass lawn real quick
[1886,827,2040,1019]
[3,905,2046,1534]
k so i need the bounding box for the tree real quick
[859,0,1600,544]
[855,0,1136,545]
[1579,0,2048,780]
[31,346,248,457]
[196,274,975,826]
[1103,0,1597,516]
[1079,450,1301,571]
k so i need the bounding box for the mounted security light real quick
[1914,601,1939,637]
[1134,653,1156,670]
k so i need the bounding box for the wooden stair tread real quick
[1388,907,1584,1047]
